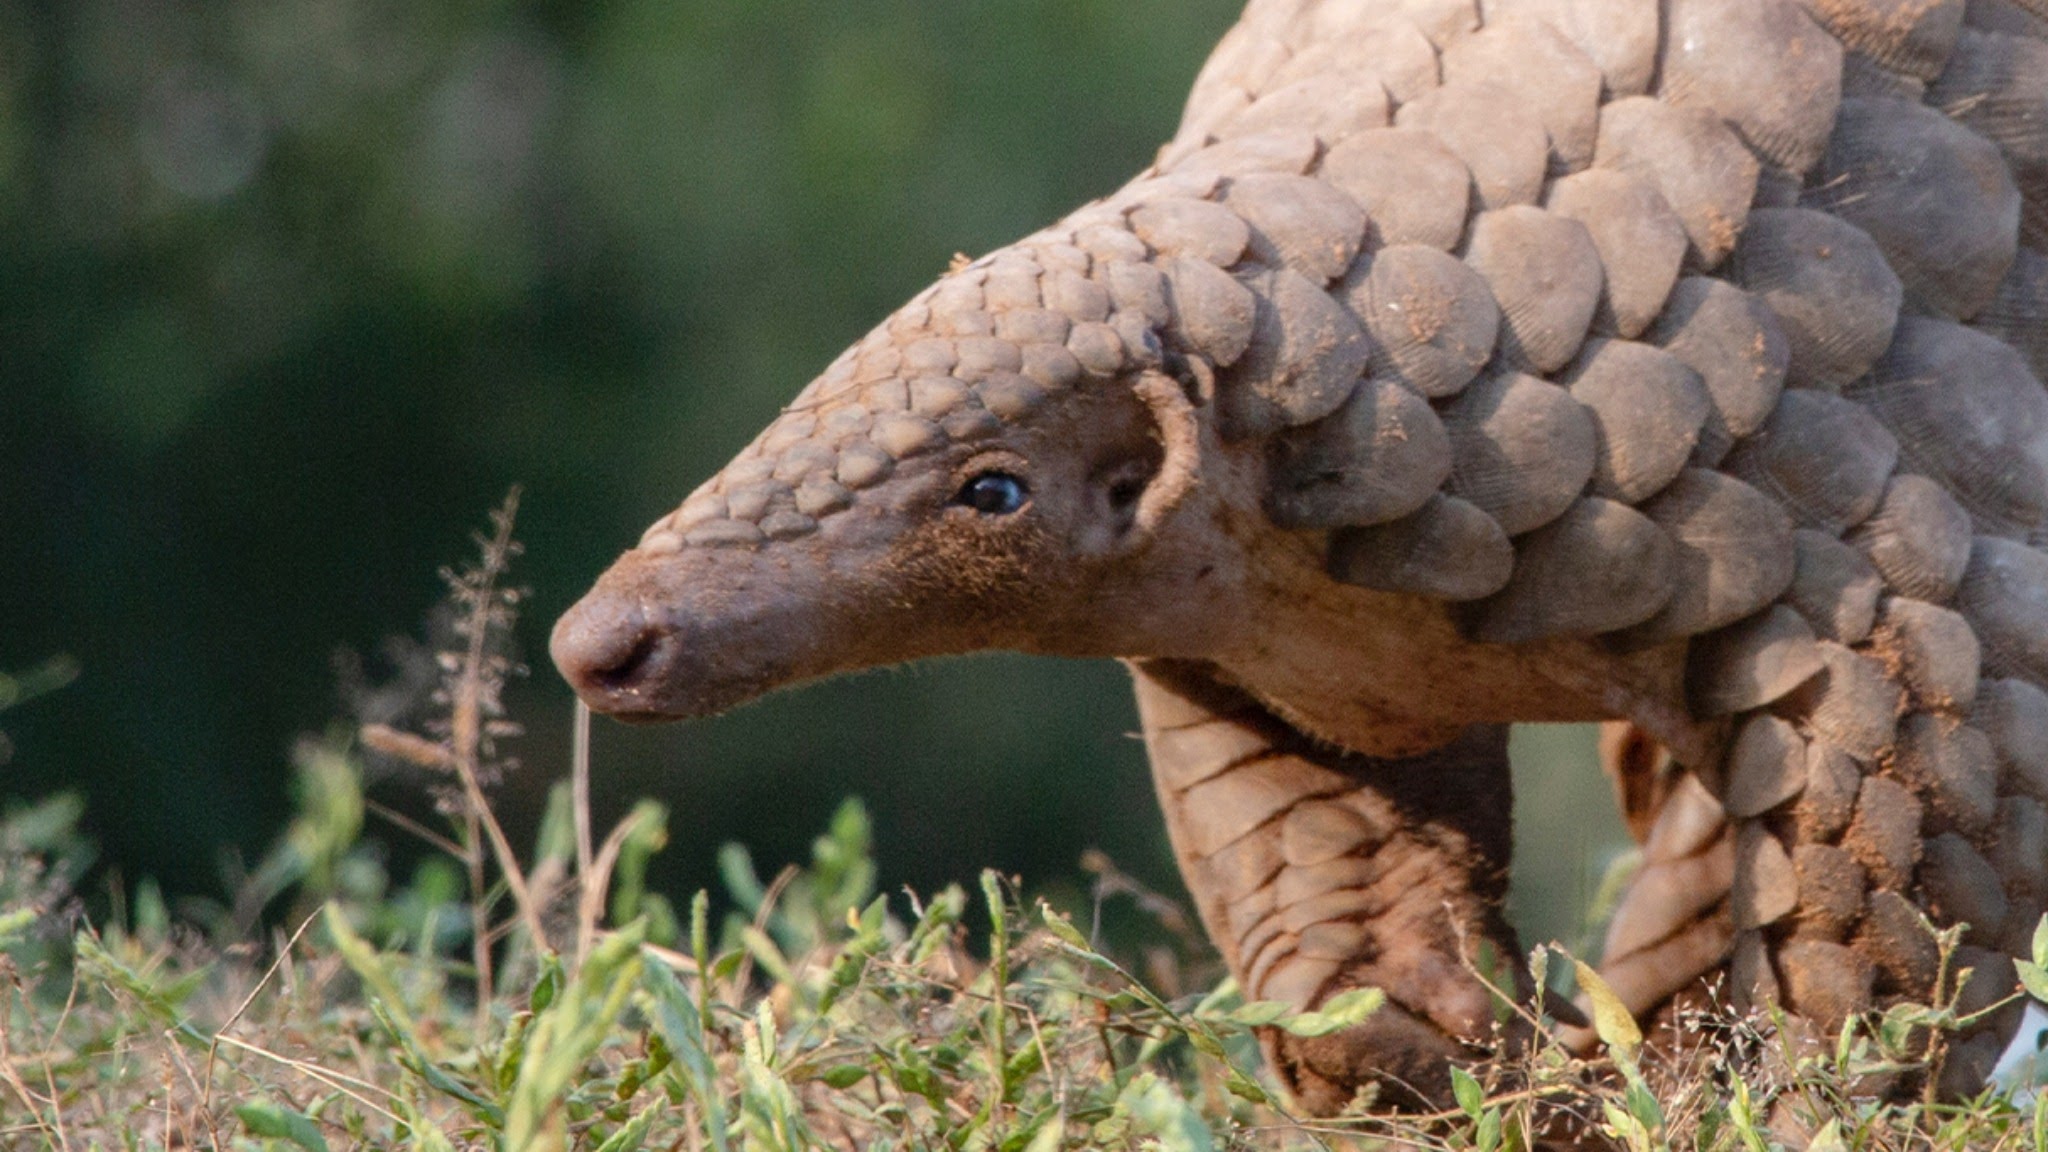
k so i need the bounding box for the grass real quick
[4,493,2048,1151]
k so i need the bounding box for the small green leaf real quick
[1182,1023,1226,1059]
[0,908,36,951]
[1275,987,1384,1037]
[1222,1000,1294,1028]
[739,924,794,987]
[592,1108,658,1152]
[1022,1113,1067,1152]
[1039,904,1091,951]
[1475,1107,1502,1152]
[717,843,765,914]
[981,869,1010,952]
[1600,1099,1648,1145]
[72,933,211,1049]
[1451,1065,1484,1120]
[1223,1070,1271,1104]
[235,1101,331,1152]
[1807,1119,1848,1152]
[374,1000,502,1122]
[2017,958,2048,1004]
[530,953,563,1013]
[640,957,731,1152]
[819,1063,868,1089]
[1625,1077,1663,1133]
[1116,1071,1213,1152]
[402,1109,458,1152]
[2033,914,2048,969]
[1572,958,1642,1062]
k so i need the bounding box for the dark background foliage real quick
[1,0,1625,945]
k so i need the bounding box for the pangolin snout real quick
[550,589,679,719]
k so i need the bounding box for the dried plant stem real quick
[573,700,593,882]
[362,796,466,859]
[211,1034,408,1126]
[450,759,547,948]
[464,809,493,1030]
[448,491,550,974]
[203,908,323,1117]
[0,1008,65,1152]
[574,804,654,969]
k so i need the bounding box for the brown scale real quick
[1614,469,1795,646]
[1845,475,1977,601]
[1960,537,2048,681]
[1393,80,1551,210]
[1219,173,1369,282]
[1592,96,1762,268]
[1462,206,1606,373]
[1730,208,1904,389]
[1350,0,1483,49]
[1802,97,2021,321]
[1545,168,1690,338]
[1464,496,1676,642]
[1489,0,1659,98]
[1438,369,1597,535]
[1976,677,2048,799]
[1221,69,1391,144]
[1336,244,1500,396]
[1647,277,1790,465]
[1966,0,2048,35]
[1972,248,2048,384]
[1440,14,1604,172]
[1268,19,1442,105]
[1657,0,1846,173]
[1872,597,1983,711]
[1847,317,2048,542]
[1929,29,2048,249]
[1215,264,1372,438]
[1797,0,1964,80]
[1264,380,1451,529]
[1688,604,1825,715]
[1785,530,1884,642]
[1560,338,1711,503]
[1723,714,1813,815]
[1326,494,1514,600]
[1317,129,1474,250]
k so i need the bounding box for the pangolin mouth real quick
[607,709,679,726]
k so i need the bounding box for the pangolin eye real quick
[956,471,1029,515]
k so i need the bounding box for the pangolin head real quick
[551,208,1245,721]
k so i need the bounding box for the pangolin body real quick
[554,0,2048,1113]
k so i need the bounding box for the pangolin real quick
[552,0,2048,1113]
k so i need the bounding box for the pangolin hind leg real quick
[1595,644,2048,1099]
[1585,724,1737,1044]
[1130,657,1524,1112]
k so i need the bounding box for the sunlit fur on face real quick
[550,370,1205,720]
[818,374,1181,645]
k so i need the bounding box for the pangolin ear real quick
[1118,369,1203,554]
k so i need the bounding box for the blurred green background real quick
[0,0,1628,948]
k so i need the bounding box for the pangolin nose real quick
[549,593,672,710]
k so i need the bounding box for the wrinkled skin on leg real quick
[1133,659,1522,1111]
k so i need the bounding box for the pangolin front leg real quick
[1132,658,1522,1112]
